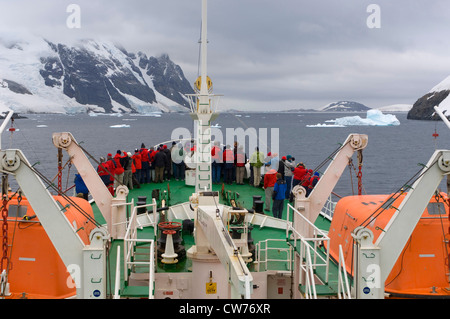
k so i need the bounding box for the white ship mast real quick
[188,0,221,193]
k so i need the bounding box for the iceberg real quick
[306,123,345,128]
[310,109,400,127]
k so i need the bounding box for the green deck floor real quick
[91,178,295,224]
[91,178,335,298]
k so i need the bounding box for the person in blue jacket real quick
[272,173,287,219]
[74,173,89,200]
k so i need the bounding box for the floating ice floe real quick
[308,109,400,127]
[129,112,162,117]
[89,112,123,117]
[306,123,345,128]
[110,124,130,128]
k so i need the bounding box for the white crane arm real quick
[293,134,368,237]
[0,149,109,298]
[376,150,450,281]
[196,205,253,297]
[52,132,113,228]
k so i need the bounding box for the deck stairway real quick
[293,241,346,298]
[120,242,154,298]
[112,200,157,299]
[285,204,353,299]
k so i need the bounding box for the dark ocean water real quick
[4,111,450,198]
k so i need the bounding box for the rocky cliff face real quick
[138,53,193,109]
[0,35,193,113]
[407,90,450,120]
[407,76,450,121]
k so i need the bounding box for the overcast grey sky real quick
[1,0,450,111]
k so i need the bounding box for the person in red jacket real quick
[148,146,156,182]
[263,165,278,212]
[292,162,307,188]
[132,149,142,184]
[140,144,150,184]
[130,152,141,189]
[223,145,234,184]
[113,150,124,189]
[97,157,109,184]
[97,157,114,195]
[235,145,247,185]
[105,153,116,195]
[306,172,320,197]
[211,141,222,184]
[301,169,313,189]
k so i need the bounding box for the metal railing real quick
[337,245,352,299]
[186,93,222,114]
[301,244,317,299]
[113,245,121,299]
[286,204,330,299]
[254,239,292,272]
[321,194,337,220]
[111,200,134,239]
[116,199,157,299]
[134,199,158,236]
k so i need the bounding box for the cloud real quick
[0,0,449,110]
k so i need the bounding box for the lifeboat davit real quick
[326,192,450,298]
[0,193,96,299]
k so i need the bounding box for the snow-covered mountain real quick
[408,75,450,120]
[0,32,193,114]
[320,101,371,112]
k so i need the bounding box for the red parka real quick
[223,149,234,164]
[293,166,307,181]
[133,152,142,169]
[264,169,277,188]
[114,153,124,175]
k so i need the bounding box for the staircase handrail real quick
[337,244,352,299]
[122,198,157,298]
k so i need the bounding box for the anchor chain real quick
[448,197,450,282]
[57,148,63,192]
[1,195,8,271]
[357,150,363,196]
[1,173,9,272]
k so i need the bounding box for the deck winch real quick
[156,221,185,262]
[228,207,255,262]
[161,229,178,264]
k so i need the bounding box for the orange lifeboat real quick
[326,192,450,298]
[0,193,97,299]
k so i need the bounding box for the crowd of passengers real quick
[74,140,320,219]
